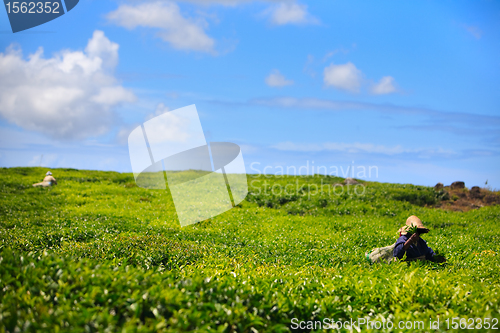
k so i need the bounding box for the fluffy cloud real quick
[271,141,457,157]
[265,69,293,87]
[272,141,409,155]
[323,62,363,93]
[265,2,319,25]
[463,24,482,39]
[0,30,135,140]
[176,0,261,5]
[370,76,397,95]
[116,103,172,145]
[107,1,215,53]
[249,96,500,139]
[148,102,171,119]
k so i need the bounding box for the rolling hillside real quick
[1,167,499,332]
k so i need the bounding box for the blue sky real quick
[0,0,499,188]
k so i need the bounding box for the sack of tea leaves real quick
[365,243,397,264]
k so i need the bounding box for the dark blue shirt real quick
[393,234,436,261]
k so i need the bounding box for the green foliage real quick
[404,224,418,235]
[1,167,499,332]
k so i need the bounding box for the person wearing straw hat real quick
[393,215,445,262]
[33,171,58,187]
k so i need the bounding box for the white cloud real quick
[463,24,482,39]
[0,30,136,140]
[28,153,58,167]
[116,103,172,145]
[321,47,350,62]
[165,0,284,5]
[370,76,397,95]
[303,54,315,77]
[116,126,135,146]
[265,69,293,87]
[107,1,215,53]
[271,141,457,157]
[239,144,258,155]
[92,86,136,105]
[176,0,259,5]
[248,96,500,137]
[0,125,133,171]
[146,102,171,120]
[323,62,363,93]
[85,30,119,68]
[272,141,408,155]
[265,2,319,25]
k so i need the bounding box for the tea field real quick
[1,167,499,332]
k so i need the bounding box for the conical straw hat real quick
[398,215,427,235]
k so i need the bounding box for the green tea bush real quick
[1,168,499,332]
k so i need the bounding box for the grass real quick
[0,167,499,332]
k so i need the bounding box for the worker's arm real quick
[394,233,420,259]
[422,240,446,262]
[403,233,420,251]
[393,235,409,259]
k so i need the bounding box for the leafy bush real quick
[0,168,499,332]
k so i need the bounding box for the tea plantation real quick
[1,167,499,332]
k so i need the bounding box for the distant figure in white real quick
[33,171,58,187]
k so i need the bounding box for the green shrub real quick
[0,168,499,332]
